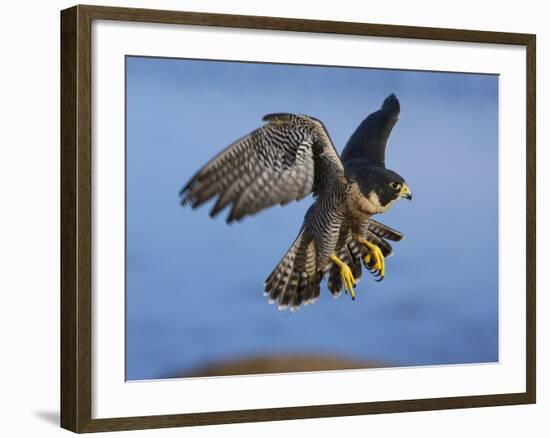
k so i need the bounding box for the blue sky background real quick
[126,56,499,381]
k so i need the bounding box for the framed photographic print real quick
[60,4,536,433]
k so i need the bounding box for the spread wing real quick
[180,113,343,223]
[341,93,400,166]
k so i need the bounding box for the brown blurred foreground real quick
[178,354,390,378]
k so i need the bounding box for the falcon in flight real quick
[180,94,412,311]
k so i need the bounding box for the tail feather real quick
[264,254,292,298]
[264,231,322,311]
[311,272,322,304]
[279,272,299,310]
[292,272,309,310]
[302,271,322,305]
[327,263,343,296]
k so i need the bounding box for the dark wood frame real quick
[61,4,536,433]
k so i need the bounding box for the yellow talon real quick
[330,255,356,300]
[358,238,385,280]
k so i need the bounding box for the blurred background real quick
[125,56,498,381]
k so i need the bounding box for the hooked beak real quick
[399,183,413,201]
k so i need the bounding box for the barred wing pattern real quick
[180,114,340,223]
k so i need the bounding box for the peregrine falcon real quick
[180,93,412,311]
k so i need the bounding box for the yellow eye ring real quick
[389,182,402,190]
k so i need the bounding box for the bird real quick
[180,93,412,311]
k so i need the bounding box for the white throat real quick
[366,191,396,214]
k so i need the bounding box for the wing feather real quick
[341,93,400,165]
[367,219,404,241]
[180,114,342,223]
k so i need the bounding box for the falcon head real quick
[347,165,412,215]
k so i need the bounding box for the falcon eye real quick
[389,182,402,191]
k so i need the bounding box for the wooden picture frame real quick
[61,4,536,433]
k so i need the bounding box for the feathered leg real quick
[357,231,394,281]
